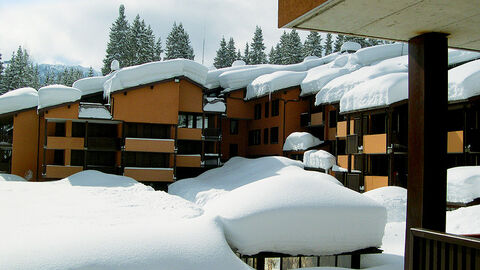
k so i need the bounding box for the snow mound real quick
[315,56,408,105]
[232,60,246,66]
[59,170,144,188]
[0,173,27,182]
[341,41,361,52]
[447,205,480,234]
[103,59,208,96]
[0,87,38,115]
[340,73,408,113]
[38,84,82,109]
[203,170,386,256]
[353,43,408,66]
[447,166,480,203]
[448,49,480,66]
[203,97,226,113]
[73,74,113,96]
[448,59,480,101]
[364,186,407,223]
[283,132,322,151]
[246,71,307,100]
[205,64,256,89]
[303,150,336,170]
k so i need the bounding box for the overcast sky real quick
[0,0,315,70]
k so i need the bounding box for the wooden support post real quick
[351,254,360,269]
[405,32,448,270]
[256,256,264,270]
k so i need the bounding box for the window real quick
[254,104,262,120]
[178,115,187,128]
[229,144,238,157]
[178,113,204,129]
[265,102,269,118]
[125,123,170,139]
[270,127,279,144]
[271,99,279,116]
[328,110,337,128]
[123,152,169,168]
[187,115,194,128]
[54,122,66,137]
[230,119,239,135]
[248,129,261,145]
[263,128,269,144]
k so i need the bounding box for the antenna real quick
[202,21,206,65]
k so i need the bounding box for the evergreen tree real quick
[334,34,345,52]
[249,26,267,64]
[31,64,41,89]
[324,33,333,55]
[44,69,56,86]
[2,46,33,92]
[213,37,229,68]
[236,49,242,60]
[268,45,282,64]
[0,53,4,92]
[128,15,155,65]
[102,4,130,75]
[88,67,94,77]
[286,29,303,64]
[154,37,163,61]
[226,38,237,66]
[164,22,194,60]
[303,31,323,58]
[243,42,250,64]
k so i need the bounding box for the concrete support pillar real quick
[405,32,448,269]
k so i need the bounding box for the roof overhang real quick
[279,0,480,52]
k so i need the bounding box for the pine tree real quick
[226,38,237,66]
[287,29,303,64]
[44,69,56,86]
[31,64,40,89]
[102,4,130,75]
[249,26,267,64]
[324,33,333,55]
[303,31,323,58]
[334,34,345,52]
[3,46,34,92]
[268,45,282,64]
[236,50,242,60]
[213,37,229,68]
[88,67,94,77]
[154,37,163,61]
[164,22,194,60]
[243,42,250,64]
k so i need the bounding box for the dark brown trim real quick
[0,106,38,118]
[110,76,207,96]
[38,101,79,114]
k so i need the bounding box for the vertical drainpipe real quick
[173,124,177,181]
[43,118,47,177]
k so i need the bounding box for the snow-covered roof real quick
[103,59,208,96]
[72,74,114,96]
[315,55,408,106]
[246,71,307,100]
[282,132,322,151]
[38,85,82,110]
[303,150,336,170]
[448,59,480,102]
[341,41,361,52]
[78,103,112,119]
[353,43,408,66]
[447,166,480,204]
[448,49,480,66]
[0,87,38,115]
[219,53,339,92]
[203,97,226,113]
[205,65,256,89]
[340,73,408,113]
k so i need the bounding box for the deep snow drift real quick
[303,150,336,170]
[170,156,387,256]
[448,59,480,101]
[38,84,82,109]
[0,87,38,115]
[283,132,322,151]
[447,166,480,203]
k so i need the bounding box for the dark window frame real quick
[270,127,279,144]
[254,104,262,120]
[230,119,239,135]
[263,128,269,144]
[271,99,280,117]
[265,102,269,118]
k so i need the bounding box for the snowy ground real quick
[1,159,479,270]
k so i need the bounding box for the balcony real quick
[177,128,202,140]
[336,121,347,138]
[202,154,221,167]
[311,112,323,126]
[123,167,174,182]
[346,134,359,154]
[124,138,174,153]
[337,155,354,169]
[87,137,121,151]
[364,176,388,192]
[176,154,202,167]
[46,136,84,150]
[363,134,387,154]
[447,130,463,153]
[45,165,83,179]
[202,128,221,140]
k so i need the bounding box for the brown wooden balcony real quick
[46,136,84,150]
[45,165,83,179]
[87,137,121,151]
[176,154,202,167]
[363,134,387,154]
[336,121,347,137]
[202,128,221,140]
[337,155,354,169]
[123,167,174,182]
[364,175,388,192]
[177,128,202,140]
[311,112,323,126]
[447,130,463,153]
[346,134,359,154]
[124,138,174,153]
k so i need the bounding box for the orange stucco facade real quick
[11,109,39,180]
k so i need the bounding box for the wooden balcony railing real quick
[447,130,463,153]
[363,134,387,154]
[46,136,84,150]
[346,134,359,154]
[124,138,174,153]
[45,165,83,179]
[177,128,202,140]
[123,167,174,182]
[311,112,323,126]
[202,128,221,140]
[364,175,389,192]
[409,228,480,270]
[87,137,121,151]
[337,121,347,137]
[176,154,202,167]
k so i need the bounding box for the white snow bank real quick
[103,59,208,96]
[0,87,38,115]
[38,84,82,109]
[78,103,112,119]
[447,166,480,203]
[232,60,246,66]
[206,64,256,89]
[246,71,307,100]
[203,170,386,256]
[353,43,408,66]
[303,150,336,170]
[447,205,480,234]
[448,49,480,66]
[0,170,251,270]
[73,74,113,96]
[364,186,407,223]
[283,132,322,151]
[203,97,226,113]
[341,41,361,52]
[219,53,339,92]
[316,56,408,105]
[0,173,27,182]
[448,59,480,101]
[340,73,408,113]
